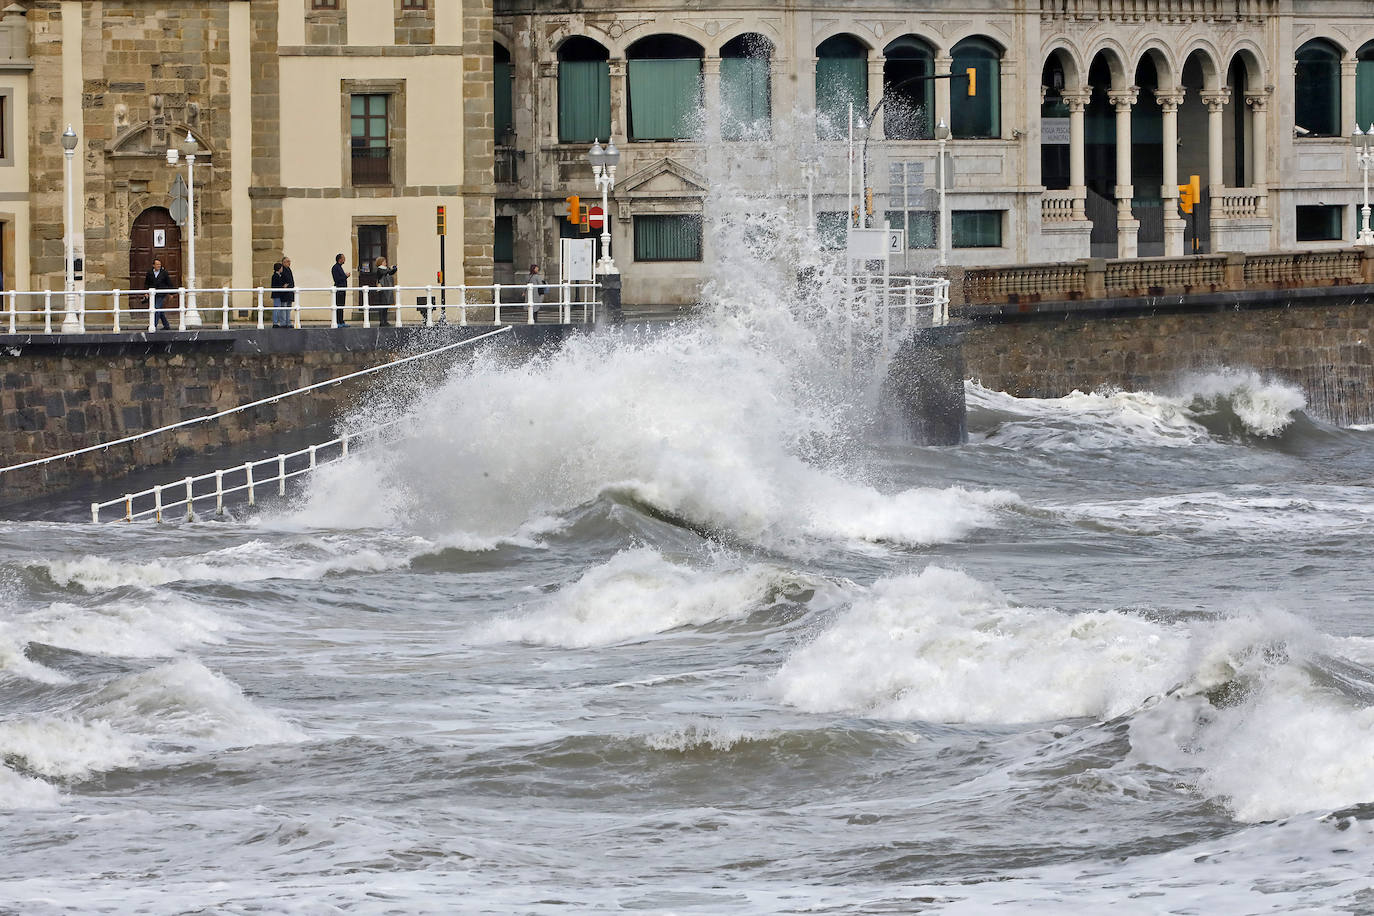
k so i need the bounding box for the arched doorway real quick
[129,207,182,289]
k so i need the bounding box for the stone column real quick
[1342,58,1358,137]
[609,58,627,143]
[867,53,884,138]
[1201,88,1231,224]
[539,60,558,145]
[1246,91,1270,217]
[1062,89,1090,219]
[703,55,721,142]
[935,54,953,134]
[1158,90,1186,256]
[1109,87,1139,259]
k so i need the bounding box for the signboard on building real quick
[560,238,595,282]
[1042,118,1071,144]
[847,228,902,260]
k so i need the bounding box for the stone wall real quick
[961,291,1374,426]
[0,326,565,508]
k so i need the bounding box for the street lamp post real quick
[165,131,203,328]
[935,118,950,268]
[60,125,82,333]
[587,139,619,274]
[1354,124,1374,246]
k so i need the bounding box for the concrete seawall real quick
[0,326,570,508]
[958,284,1374,426]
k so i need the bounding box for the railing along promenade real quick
[0,281,598,335]
[956,248,1374,307]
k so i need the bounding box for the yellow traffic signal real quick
[435,204,447,236]
[851,206,860,227]
[1177,174,1200,214]
[864,187,874,216]
[966,67,977,97]
[566,195,581,225]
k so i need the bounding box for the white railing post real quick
[221,287,231,330]
[494,284,502,325]
[215,469,224,515]
[124,495,133,522]
[362,286,371,328]
[185,476,195,521]
[245,462,256,506]
[43,290,52,333]
[277,455,287,496]
[147,288,156,331]
[341,433,349,458]
[425,284,434,327]
[308,444,318,470]
[6,290,15,334]
[112,290,122,332]
[526,283,535,324]
[256,287,266,329]
[178,288,187,331]
[154,484,164,523]
[91,502,99,524]
[459,286,468,326]
[78,288,87,332]
[395,288,404,328]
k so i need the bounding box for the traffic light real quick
[435,205,447,236]
[851,206,860,227]
[1178,174,1200,214]
[864,187,874,217]
[966,67,977,97]
[566,195,581,224]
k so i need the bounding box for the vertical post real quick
[937,129,948,268]
[1247,93,1270,217]
[43,289,52,334]
[215,469,224,515]
[112,290,122,332]
[341,433,349,458]
[526,283,535,324]
[185,476,194,521]
[309,444,318,470]
[1064,90,1089,219]
[245,461,255,506]
[6,289,15,335]
[147,288,156,331]
[91,502,99,524]
[178,288,188,331]
[362,286,371,328]
[459,286,468,326]
[256,287,265,328]
[1201,88,1231,231]
[425,284,434,327]
[1159,91,1185,257]
[183,143,203,328]
[494,284,503,325]
[1109,88,1139,259]
[154,484,164,523]
[124,494,133,522]
[221,287,230,330]
[277,455,287,496]
[848,104,855,232]
[61,126,81,333]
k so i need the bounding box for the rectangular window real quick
[1359,58,1374,134]
[401,0,427,8]
[1296,204,1344,241]
[350,94,390,185]
[634,215,702,261]
[721,57,771,141]
[495,216,514,263]
[558,61,611,143]
[816,211,850,250]
[888,210,937,249]
[952,210,1003,248]
[628,59,702,141]
[311,0,339,8]
[815,57,866,140]
[0,95,6,161]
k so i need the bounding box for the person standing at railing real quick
[281,256,297,327]
[374,256,397,327]
[144,258,174,330]
[526,264,546,321]
[270,262,289,327]
[331,253,350,328]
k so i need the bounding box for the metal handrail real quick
[1,281,599,336]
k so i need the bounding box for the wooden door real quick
[357,224,387,307]
[129,208,182,290]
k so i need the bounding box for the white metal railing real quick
[91,420,403,523]
[1,281,599,336]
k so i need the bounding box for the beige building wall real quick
[0,7,32,291]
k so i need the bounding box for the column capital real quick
[934,54,953,75]
[1341,58,1360,76]
[1107,87,1138,111]
[703,56,721,74]
[608,59,626,77]
[1199,88,1231,112]
[1060,88,1091,112]
[538,60,558,79]
[1154,88,1186,112]
[1244,91,1269,112]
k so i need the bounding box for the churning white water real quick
[4,142,1374,913]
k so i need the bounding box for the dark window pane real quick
[1296,204,1343,241]
[634,215,702,261]
[952,210,1003,247]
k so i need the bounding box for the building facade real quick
[3,0,493,313]
[494,0,1374,306]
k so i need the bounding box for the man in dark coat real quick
[280,256,297,326]
[144,258,175,330]
[331,253,349,327]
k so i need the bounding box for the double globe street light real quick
[1353,124,1374,247]
[60,125,82,333]
[587,138,619,275]
[165,131,204,328]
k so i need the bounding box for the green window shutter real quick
[815,57,867,140]
[495,62,514,138]
[951,43,1000,138]
[1296,43,1340,137]
[890,210,936,249]
[1358,57,1374,131]
[634,215,702,260]
[952,211,1002,248]
[494,216,514,263]
[559,60,611,143]
[628,59,703,140]
[721,57,771,140]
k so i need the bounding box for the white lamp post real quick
[1354,124,1374,246]
[935,118,950,268]
[60,124,82,333]
[587,139,619,274]
[165,131,203,328]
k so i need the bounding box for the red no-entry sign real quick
[587,205,605,229]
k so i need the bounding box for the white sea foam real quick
[771,569,1374,822]
[474,547,828,648]
[643,720,777,753]
[1181,368,1308,437]
[0,763,62,809]
[8,595,233,659]
[0,717,142,780]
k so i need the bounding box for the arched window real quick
[495,43,513,141]
[627,35,703,141]
[951,37,1002,138]
[883,36,935,140]
[558,38,610,144]
[816,35,868,140]
[721,34,773,141]
[1295,39,1341,137]
[1358,41,1374,132]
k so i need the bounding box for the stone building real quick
[2,0,493,315]
[494,0,1374,306]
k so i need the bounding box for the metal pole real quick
[848,104,854,232]
[184,148,203,327]
[112,290,122,332]
[938,134,948,268]
[185,476,194,521]
[61,131,81,333]
[215,469,224,515]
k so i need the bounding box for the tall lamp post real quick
[1354,124,1374,246]
[60,125,82,333]
[587,139,619,274]
[935,118,950,268]
[165,131,203,328]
